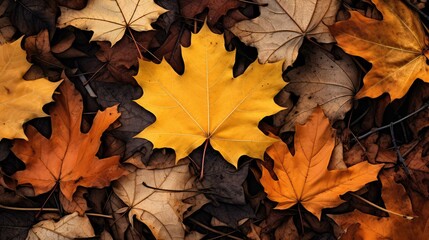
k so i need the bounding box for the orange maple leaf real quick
[329,0,429,100]
[12,79,127,200]
[260,107,383,219]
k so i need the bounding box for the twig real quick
[401,0,429,22]
[0,204,113,219]
[350,193,415,220]
[187,218,242,240]
[357,102,429,140]
[142,182,203,193]
[390,123,410,175]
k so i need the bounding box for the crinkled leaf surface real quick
[12,79,127,200]
[135,24,285,167]
[329,0,429,100]
[261,107,383,219]
[26,212,95,240]
[230,0,340,68]
[113,163,196,240]
[0,37,60,140]
[281,45,359,132]
[57,0,167,45]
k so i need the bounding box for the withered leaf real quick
[280,44,359,132]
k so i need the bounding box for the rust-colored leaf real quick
[12,78,127,200]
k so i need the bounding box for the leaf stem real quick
[0,204,113,218]
[127,28,144,60]
[200,139,210,180]
[350,193,415,220]
[142,182,204,193]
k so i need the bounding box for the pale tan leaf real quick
[57,0,167,45]
[230,0,340,68]
[26,212,95,240]
[113,163,197,240]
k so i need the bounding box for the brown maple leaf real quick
[261,107,383,219]
[179,0,244,26]
[12,78,127,200]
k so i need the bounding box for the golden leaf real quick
[0,37,60,140]
[135,24,285,167]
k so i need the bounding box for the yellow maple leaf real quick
[260,107,383,220]
[329,0,429,100]
[57,0,167,46]
[135,24,285,167]
[0,37,61,140]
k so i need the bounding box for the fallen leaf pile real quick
[0,0,428,239]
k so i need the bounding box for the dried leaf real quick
[189,146,249,204]
[10,0,57,39]
[0,0,16,44]
[261,107,383,219]
[57,0,167,46]
[135,23,285,167]
[180,0,244,26]
[113,162,196,240]
[59,188,88,215]
[230,0,340,68]
[281,44,359,132]
[0,37,60,140]
[26,212,95,240]
[12,79,127,200]
[329,0,429,100]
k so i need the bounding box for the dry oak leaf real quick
[113,163,197,240]
[281,44,359,132]
[330,170,429,240]
[0,37,60,140]
[329,0,429,100]
[230,0,340,68]
[135,23,285,167]
[261,107,383,220]
[12,79,127,200]
[57,0,167,46]
[26,212,95,240]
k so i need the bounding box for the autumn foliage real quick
[0,0,428,239]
